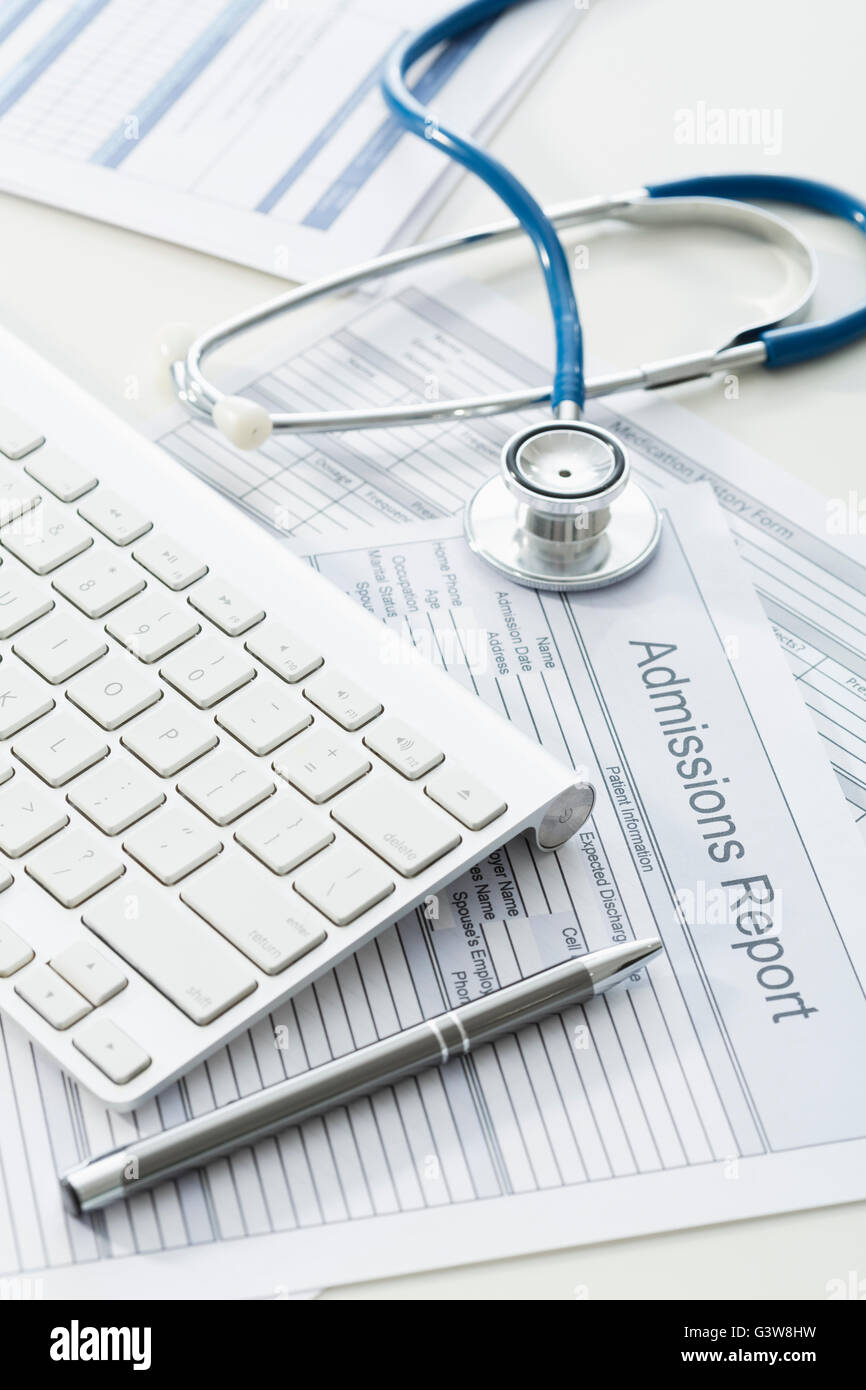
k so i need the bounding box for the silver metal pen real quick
[61,938,662,1215]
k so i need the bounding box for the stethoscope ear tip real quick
[212,396,274,450]
[464,420,662,591]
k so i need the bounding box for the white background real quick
[1,0,865,1299]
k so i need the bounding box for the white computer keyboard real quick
[0,325,593,1108]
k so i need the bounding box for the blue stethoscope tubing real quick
[382,0,866,405]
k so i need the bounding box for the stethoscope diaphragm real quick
[464,420,661,591]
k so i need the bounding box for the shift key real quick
[82,877,256,1025]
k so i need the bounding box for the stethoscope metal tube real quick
[169,189,807,435]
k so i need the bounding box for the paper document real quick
[151,277,866,834]
[2,485,865,1297]
[0,0,573,277]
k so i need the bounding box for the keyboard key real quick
[73,1017,151,1084]
[303,668,382,730]
[14,612,107,683]
[181,859,327,975]
[132,532,207,590]
[2,499,92,573]
[333,780,461,877]
[294,845,394,926]
[67,757,165,835]
[0,920,33,976]
[123,806,222,884]
[50,941,127,1005]
[215,678,312,755]
[425,765,508,830]
[120,697,217,776]
[83,876,256,1025]
[106,591,200,663]
[0,868,13,894]
[78,489,152,545]
[364,717,444,780]
[67,654,161,729]
[0,662,55,738]
[0,564,54,637]
[187,576,264,635]
[13,712,109,787]
[24,446,97,502]
[177,749,275,825]
[273,727,370,803]
[0,460,42,524]
[26,828,123,907]
[52,550,146,618]
[245,622,322,683]
[0,407,43,459]
[15,964,91,1029]
[0,778,68,856]
[160,634,255,708]
[235,794,333,874]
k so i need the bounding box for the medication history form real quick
[1,486,864,1298]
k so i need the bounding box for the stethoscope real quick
[166,0,866,592]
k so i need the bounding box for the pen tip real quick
[584,937,663,993]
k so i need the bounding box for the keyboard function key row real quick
[78,489,151,546]
[132,532,207,590]
[188,577,264,636]
[0,408,44,460]
[24,446,97,502]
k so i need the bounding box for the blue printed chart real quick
[0,0,573,276]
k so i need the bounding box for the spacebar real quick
[83,877,257,1025]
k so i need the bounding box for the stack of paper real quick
[1,274,865,1300]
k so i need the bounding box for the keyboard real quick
[0,326,593,1109]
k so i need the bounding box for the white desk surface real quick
[1,0,864,1299]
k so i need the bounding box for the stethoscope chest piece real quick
[464,420,662,591]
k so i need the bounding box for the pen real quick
[61,937,662,1215]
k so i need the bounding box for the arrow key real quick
[73,1017,151,1084]
[15,963,91,1029]
[50,940,127,1005]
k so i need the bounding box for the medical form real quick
[0,0,574,276]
